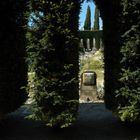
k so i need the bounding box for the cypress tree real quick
[93,6,100,50]
[27,0,81,128]
[84,5,91,30]
[0,0,28,118]
[93,6,100,30]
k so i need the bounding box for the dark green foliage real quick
[79,30,102,39]
[93,6,100,31]
[114,0,140,122]
[94,0,140,122]
[86,0,140,122]
[27,0,81,128]
[93,6,100,49]
[84,5,91,30]
[92,0,122,110]
[0,0,28,117]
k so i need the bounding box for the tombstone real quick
[80,70,97,102]
[82,71,96,86]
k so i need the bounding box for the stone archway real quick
[78,30,104,102]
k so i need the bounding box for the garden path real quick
[0,103,140,140]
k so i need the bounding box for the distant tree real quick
[84,5,91,30]
[93,6,100,30]
[92,6,100,49]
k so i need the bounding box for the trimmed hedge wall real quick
[0,0,28,118]
[27,0,81,128]
[94,0,140,122]
[93,0,122,110]
[115,0,140,122]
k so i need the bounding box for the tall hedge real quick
[27,0,81,128]
[114,0,140,122]
[93,0,140,122]
[92,0,122,110]
[86,0,140,122]
[0,0,28,118]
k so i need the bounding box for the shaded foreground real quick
[0,103,140,140]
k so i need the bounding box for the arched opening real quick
[78,1,104,103]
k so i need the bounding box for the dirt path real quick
[0,103,140,140]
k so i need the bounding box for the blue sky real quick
[79,1,102,30]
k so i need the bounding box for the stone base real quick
[80,85,98,102]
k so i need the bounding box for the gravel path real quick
[0,103,140,140]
